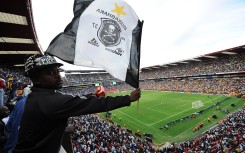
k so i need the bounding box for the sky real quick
[32,0,245,70]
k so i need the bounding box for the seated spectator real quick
[4,96,28,153]
[0,76,6,106]
[0,106,10,151]
[22,84,31,97]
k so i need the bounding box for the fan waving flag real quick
[46,0,143,88]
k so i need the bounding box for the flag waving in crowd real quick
[46,0,143,88]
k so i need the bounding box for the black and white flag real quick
[46,0,143,88]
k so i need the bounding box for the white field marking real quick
[148,97,184,109]
[204,96,225,104]
[116,109,171,137]
[176,101,192,108]
[176,96,225,109]
[148,96,214,117]
[147,97,184,115]
[139,91,170,104]
[121,115,145,130]
[141,91,169,98]
[182,96,223,108]
[143,91,174,98]
[176,101,196,110]
[221,98,241,109]
[171,98,192,110]
[147,107,171,115]
[149,96,222,126]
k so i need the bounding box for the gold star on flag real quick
[111,3,126,17]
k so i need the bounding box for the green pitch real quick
[101,91,245,145]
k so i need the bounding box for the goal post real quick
[192,100,204,109]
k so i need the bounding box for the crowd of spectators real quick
[175,108,245,153]
[59,86,95,97]
[68,114,155,153]
[64,52,245,96]
[65,73,114,85]
[0,65,31,107]
[139,78,245,95]
[139,51,245,80]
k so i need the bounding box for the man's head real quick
[25,54,64,89]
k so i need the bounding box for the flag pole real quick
[137,99,140,112]
[136,20,143,113]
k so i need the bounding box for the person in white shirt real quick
[0,76,6,106]
[22,85,31,97]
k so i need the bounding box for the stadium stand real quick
[59,50,245,153]
[1,54,244,152]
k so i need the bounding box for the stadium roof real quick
[141,45,245,71]
[0,0,42,66]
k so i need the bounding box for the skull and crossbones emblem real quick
[103,24,116,41]
[98,18,121,47]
